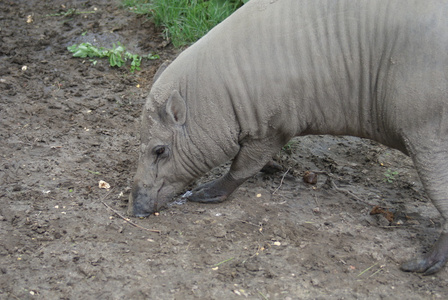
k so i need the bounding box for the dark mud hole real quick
[1,1,448,299]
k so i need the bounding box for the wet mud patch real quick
[1,1,448,299]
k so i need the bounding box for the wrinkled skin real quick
[129,0,448,274]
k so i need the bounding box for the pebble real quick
[303,171,318,184]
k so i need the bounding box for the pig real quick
[129,0,448,275]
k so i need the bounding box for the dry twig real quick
[272,167,291,194]
[100,190,161,233]
[330,180,373,205]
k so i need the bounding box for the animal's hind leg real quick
[400,140,448,275]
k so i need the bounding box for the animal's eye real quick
[154,146,166,157]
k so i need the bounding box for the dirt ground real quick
[1,1,448,299]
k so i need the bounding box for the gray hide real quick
[129,0,448,275]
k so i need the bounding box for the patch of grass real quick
[67,42,159,72]
[123,0,249,48]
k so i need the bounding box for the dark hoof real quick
[187,174,244,204]
[400,232,448,275]
[260,161,283,174]
[187,182,229,203]
[401,257,447,275]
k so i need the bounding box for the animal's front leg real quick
[188,138,283,203]
[400,139,448,275]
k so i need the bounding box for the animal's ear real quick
[165,90,186,126]
[153,60,171,85]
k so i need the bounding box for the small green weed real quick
[384,169,398,183]
[86,170,102,175]
[282,140,298,155]
[67,42,159,72]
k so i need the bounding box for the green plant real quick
[384,169,398,183]
[67,42,158,72]
[123,0,249,48]
[282,140,298,155]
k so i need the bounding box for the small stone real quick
[303,171,318,184]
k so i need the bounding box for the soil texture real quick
[1,1,448,299]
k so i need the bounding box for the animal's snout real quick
[127,186,157,218]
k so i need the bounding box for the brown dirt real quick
[1,1,448,299]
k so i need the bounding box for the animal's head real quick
[128,62,200,217]
[128,58,241,217]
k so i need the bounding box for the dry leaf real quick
[99,180,110,189]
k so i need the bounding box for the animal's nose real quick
[127,188,155,217]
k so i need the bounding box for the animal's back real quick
[178,0,448,152]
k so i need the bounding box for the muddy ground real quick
[1,1,448,299]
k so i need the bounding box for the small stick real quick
[240,220,261,227]
[313,194,320,207]
[272,167,291,194]
[242,243,264,264]
[369,267,384,277]
[330,180,372,205]
[313,172,378,207]
[212,257,235,267]
[100,190,161,233]
[258,291,269,300]
[358,262,379,277]
[378,225,403,228]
